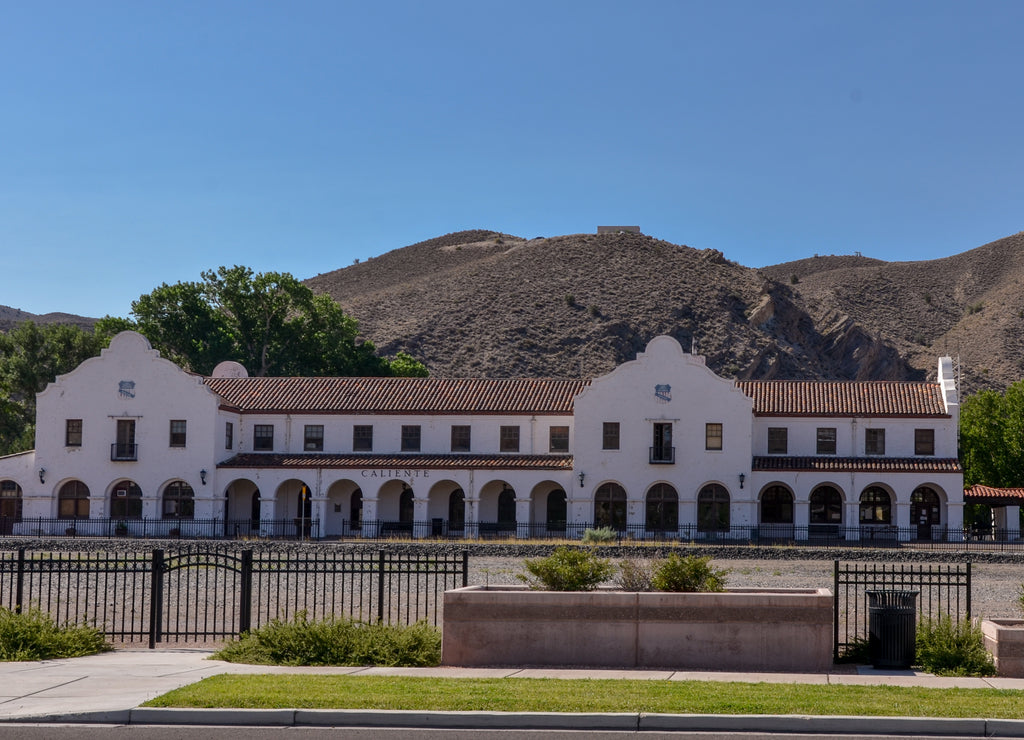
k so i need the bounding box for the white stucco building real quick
[0,331,964,541]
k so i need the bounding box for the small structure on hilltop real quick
[596,225,641,234]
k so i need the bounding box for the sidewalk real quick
[2,649,1024,735]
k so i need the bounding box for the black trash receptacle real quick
[866,590,918,669]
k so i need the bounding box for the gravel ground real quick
[468,556,1024,619]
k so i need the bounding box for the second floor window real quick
[353,425,373,452]
[66,419,82,447]
[451,425,471,452]
[865,428,885,455]
[254,424,274,451]
[767,427,787,454]
[401,425,421,452]
[602,422,620,450]
[705,423,723,451]
[304,425,324,452]
[225,422,233,450]
[169,420,187,447]
[915,428,935,456]
[816,427,836,455]
[500,425,519,452]
[549,426,569,453]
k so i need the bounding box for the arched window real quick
[110,480,143,520]
[810,486,843,524]
[697,484,730,533]
[349,488,362,530]
[0,480,23,534]
[399,487,414,523]
[546,488,567,531]
[911,486,941,538]
[760,486,794,524]
[645,483,678,532]
[448,489,465,530]
[58,480,90,519]
[859,486,891,524]
[594,483,627,531]
[497,485,516,530]
[162,481,195,519]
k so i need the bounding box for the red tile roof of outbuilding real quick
[963,484,1024,501]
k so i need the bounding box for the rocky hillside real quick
[307,229,1024,393]
[0,306,96,333]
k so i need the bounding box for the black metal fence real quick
[1,517,321,540]
[832,560,971,661]
[0,547,468,647]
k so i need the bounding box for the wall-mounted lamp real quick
[200,469,207,486]
[38,468,45,484]
[577,472,585,488]
[738,473,745,490]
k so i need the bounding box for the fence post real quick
[462,550,469,588]
[15,548,25,614]
[148,549,164,650]
[833,560,840,663]
[966,561,971,618]
[377,551,386,623]
[238,550,253,636]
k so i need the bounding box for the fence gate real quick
[833,560,971,661]
[149,549,251,648]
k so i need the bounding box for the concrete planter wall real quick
[982,619,1024,677]
[442,585,833,671]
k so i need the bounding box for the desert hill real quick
[307,229,1024,393]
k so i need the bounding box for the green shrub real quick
[518,546,615,591]
[581,526,617,544]
[616,558,654,591]
[0,606,110,661]
[915,615,995,677]
[212,612,440,666]
[1018,583,1024,615]
[650,554,728,593]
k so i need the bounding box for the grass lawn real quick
[143,676,1024,718]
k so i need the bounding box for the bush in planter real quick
[581,526,617,544]
[518,546,615,591]
[650,554,728,592]
[915,614,995,676]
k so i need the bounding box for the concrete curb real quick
[9,708,1024,736]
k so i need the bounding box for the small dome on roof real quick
[211,361,248,378]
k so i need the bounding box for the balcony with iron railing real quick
[649,445,675,464]
[110,443,138,461]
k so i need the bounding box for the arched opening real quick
[911,486,941,540]
[759,485,794,540]
[448,489,465,532]
[110,480,143,520]
[497,485,516,532]
[251,490,262,525]
[645,483,678,534]
[58,480,90,520]
[594,482,627,531]
[809,485,843,539]
[697,484,729,534]
[0,480,22,535]
[162,481,195,520]
[399,486,415,524]
[546,488,567,532]
[859,486,892,525]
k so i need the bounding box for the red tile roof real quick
[753,456,962,473]
[218,453,573,471]
[737,380,948,417]
[964,484,1024,501]
[204,377,587,415]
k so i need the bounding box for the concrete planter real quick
[442,585,833,671]
[982,619,1024,677]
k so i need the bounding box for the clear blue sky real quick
[2,1,1022,319]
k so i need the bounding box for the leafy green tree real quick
[103,266,427,377]
[959,383,1024,488]
[0,322,105,454]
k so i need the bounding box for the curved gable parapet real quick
[37,330,215,401]
[574,335,750,407]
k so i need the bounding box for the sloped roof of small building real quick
[204,376,588,415]
[963,484,1024,501]
[736,380,948,417]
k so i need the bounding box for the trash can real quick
[866,590,918,669]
